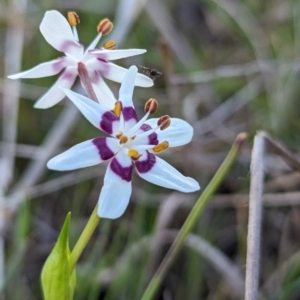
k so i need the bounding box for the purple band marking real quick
[140,124,158,145]
[110,158,132,182]
[100,112,119,134]
[122,106,138,122]
[92,138,115,160]
[61,40,82,54]
[135,152,156,173]
[96,58,110,76]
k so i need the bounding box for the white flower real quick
[47,66,200,219]
[8,10,153,109]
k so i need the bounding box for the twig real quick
[262,132,300,172]
[245,132,265,300]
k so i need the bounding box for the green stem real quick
[70,205,100,270]
[141,133,247,300]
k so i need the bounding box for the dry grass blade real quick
[4,104,79,220]
[145,0,197,67]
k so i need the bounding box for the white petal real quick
[135,153,200,192]
[104,63,153,87]
[119,65,137,107]
[8,57,73,79]
[88,70,117,110]
[98,152,133,219]
[144,118,194,147]
[47,138,119,171]
[90,49,146,60]
[34,68,77,109]
[40,10,83,58]
[62,88,120,135]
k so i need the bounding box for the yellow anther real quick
[120,136,128,144]
[157,115,171,130]
[113,101,122,117]
[67,11,80,26]
[144,98,158,113]
[128,149,141,160]
[97,18,114,35]
[104,40,116,50]
[116,131,123,139]
[153,141,169,153]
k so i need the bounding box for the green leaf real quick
[41,213,76,300]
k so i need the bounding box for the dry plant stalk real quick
[245,132,265,300]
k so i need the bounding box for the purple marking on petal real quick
[140,124,158,145]
[52,57,66,72]
[122,106,138,122]
[61,40,83,55]
[135,152,156,173]
[92,138,115,160]
[95,58,110,76]
[100,111,119,134]
[110,158,132,181]
[61,69,75,80]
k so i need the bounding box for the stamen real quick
[144,98,158,114]
[97,18,114,36]
[113,101,122,117]
[153,141,169,153]
[104,40,116,50]
[67,11,80,26]
[116,131,123,139]
[77,62,98,102]
[158,115,171,130]
[120,136,128,144]
[128,149,141,160]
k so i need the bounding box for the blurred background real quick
[1,0,300,299]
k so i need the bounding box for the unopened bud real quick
[157,115,171,130]
[104,40,116,50]
[97,18,113,35]
[67,11,80,26]
[144,98,158,114]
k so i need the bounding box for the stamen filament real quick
[77,62,98,102]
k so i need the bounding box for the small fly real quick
[140,66,162,80]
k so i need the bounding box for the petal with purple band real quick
[62,88,119,134]
[100,112,120,135]
[110,151,133,181]
[98,151,133,219]
[7,57,73,79]
[135,154,200,192]
[103,63,153,87]
[90,49,147,61]
[93,137,121,160]
[134,124,158,146]
[144,118,194,147]
[34,68,77,109]
[40,10,83,58]
[47,138,118,171]
[98,166,132,219]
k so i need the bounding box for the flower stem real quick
[77,62,98,102]
[141,132,247,300]
[70,205,100,270]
